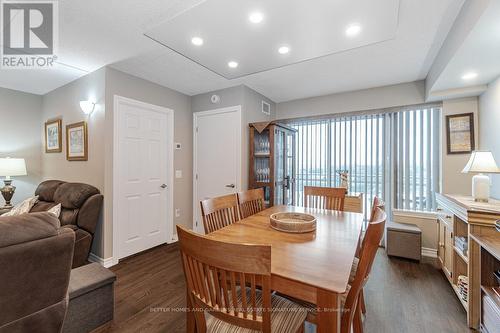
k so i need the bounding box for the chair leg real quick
[360,289,366,315]
[353,301,363,333]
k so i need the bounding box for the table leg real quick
[317,288,340,333]
[186,290,196,333]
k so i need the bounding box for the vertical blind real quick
[289,106,441,219]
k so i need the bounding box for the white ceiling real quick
[145,0,399,79]
[430,0,500,93]
[0,0,464,102]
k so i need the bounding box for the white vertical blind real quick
[290,106,441,219]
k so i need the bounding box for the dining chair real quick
[237,188,266,219]
[200,194,240,234]
[353,196,386,315]
[176,225,307,333]
[285,208,386,333]
[303,186,346,211]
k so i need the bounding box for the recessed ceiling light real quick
[191,37,203,46]
[228,61,238,68]
[278,46,290,54]
[249,12,264,24]
[462,72,478,80]
[345,24,362,37]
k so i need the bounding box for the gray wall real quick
[440,97,479,196]
[276,81,426,119]
[104,67,192,259]
[191,85,276,190]
[479,76,500,199]
[0,88,42,204]
[41,68,107,255]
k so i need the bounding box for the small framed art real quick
[66,121,88,161]
[446,113,475,154]
[45,119,62,153]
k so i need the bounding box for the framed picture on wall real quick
[66,121,88,161]
[446,113,475,154]
[45,119,62,153]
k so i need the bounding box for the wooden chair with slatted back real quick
[200,194,240,234]
[304,186,346,211]
[177,225,307,333]
[237,188,266,219]
[356,196,386,315]
[342,208,386,333]
[288,208,386,333]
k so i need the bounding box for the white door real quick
[193,106,242,233]
[114,96,174,260]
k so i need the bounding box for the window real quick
[289,105,441,218]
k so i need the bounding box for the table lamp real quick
[462,151,500,202]
[0,157,27,209]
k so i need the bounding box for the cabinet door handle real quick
[225,184,236,189]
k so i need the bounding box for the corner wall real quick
[191,85,276,191]
[440,97,479,196]
[0,88,43,204]
[41,67,107,255]
[479,76,500,199]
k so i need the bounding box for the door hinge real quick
[196,174,198,180]
[196,127,198,133]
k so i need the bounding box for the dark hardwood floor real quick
[93,244,473,333]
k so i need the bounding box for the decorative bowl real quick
[270,212,317,233]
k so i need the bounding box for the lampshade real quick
[0,158,27,177]
[462,151,500,174]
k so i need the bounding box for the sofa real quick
[0,212,75,333]
[30,180,103,268]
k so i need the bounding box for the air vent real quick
[262,101,271,115]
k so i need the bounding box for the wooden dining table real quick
[187,205,364,333]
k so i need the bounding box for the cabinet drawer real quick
[482,293,500,333]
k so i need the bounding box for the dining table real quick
[187,205,364,333]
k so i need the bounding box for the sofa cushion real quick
[54,183,100,210]
[31,201,57,213]
[0,212,60,248]
[35,180,66,202]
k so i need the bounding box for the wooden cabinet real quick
[249,122,297,207]
[436,193,500,329]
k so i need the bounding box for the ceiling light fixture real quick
[249,12,264,24]
[345,24,362,37]
[228,61,238,68]
[191,37,204,46]
[278,46,290,54]
[462,72,478,81]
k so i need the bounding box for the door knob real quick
[225,184,236,188]
[160,184,168,189]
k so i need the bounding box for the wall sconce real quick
[80,100,96,115]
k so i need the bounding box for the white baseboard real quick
[421,247,438,258]
[88,253,115,268]
[168,233,178,243]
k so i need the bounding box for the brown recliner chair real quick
[30,180,104,268]
[0,213,75,333]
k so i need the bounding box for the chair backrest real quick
[369,196,386,222]
[304,186,346,211]
[177,225,272,333]
[200,194,240,234]
[237,188,265,219]
[341,208,386,333]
